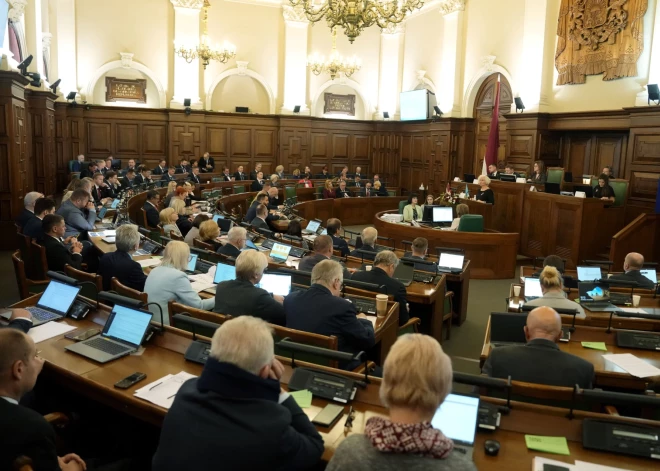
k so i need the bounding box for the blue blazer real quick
[99,250,147,292]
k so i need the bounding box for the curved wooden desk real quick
[293,196,406,227]
[373,211,519,279]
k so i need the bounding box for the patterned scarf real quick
[365,416,454,459]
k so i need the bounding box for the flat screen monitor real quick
[217,219,233,232]
[431,394,479,446]
[490,312,528,343]
[399,89,432,121]
[577,266,602,281]
[213,263,236,284]
[545,182,560,194]
[523,277,543,297]
[464,173,476,183]
[641,269,658,284]
[499,174,516,182]
[439,253,464,269]
[432,206,453,223]
[187,253,198,272]
[257,273,292,296]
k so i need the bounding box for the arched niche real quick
[462,60,515,118]
[209,75,270,114]
[311,79,371,120]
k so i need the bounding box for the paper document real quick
[532,457,573,471]
[618,308,648,314]
[581,342,607,352]
[137,258,162,268]
[290,389,313,408]
[602,353,660,378]
[134,371,197,409]
[574,460,635,471]
[525,435,570,455]
[28,321,77,344]
[189,267,216,292]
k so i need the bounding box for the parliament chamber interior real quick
[2,0,660,470]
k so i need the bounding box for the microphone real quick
[48,271,100,309]
[606,310,616,333]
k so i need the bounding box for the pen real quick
[149,382,162,390]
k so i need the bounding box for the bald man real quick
[608,252,655,290]
[482,307,594,388]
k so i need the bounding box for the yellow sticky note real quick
[525,435,570,455]
[581,342,607,352]
[290,389,313,408]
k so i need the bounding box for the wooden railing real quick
[609,213,659,268]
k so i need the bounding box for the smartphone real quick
[114,372,147,389]
[560,328,571,343]
[311,404,344,428]
[65,328,101,341]
[543,465,570,471]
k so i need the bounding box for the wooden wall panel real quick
[116,124,138,154]
[87,122,111,154]
[310,133,328,159]
[332,134,349,158]
[142,124,167,156]
[230,129,252,157]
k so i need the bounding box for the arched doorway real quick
[472,74,513,174]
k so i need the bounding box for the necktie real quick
[366,189,370,196]
[97,188,101,200]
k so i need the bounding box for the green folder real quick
[525,435,570,455]
[290,389,313,408]
[581,342,607,352]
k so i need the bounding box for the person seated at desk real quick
[488,163,501,180]
[184,214,209,247]
[160,207,182,238]
[245,192,281,224]
[250,171,265,192]
[214,250,286,325]
[188,166,202,185]
[328,218,349,257]
[233,165,247,181]
[170,199,193,237]
[351,251,410,325]
[525,266,585,318]
[152,316,323,471]
[267,187,281,210]
[197,219,222,251]
[447,203,469,231]
[79,161,98,179]
[163,167,178,184]
[528,160,547,184]
[56,189,97,238]
[475,175,495,205]
[152,159,167,175]
[91,173,111,207]
[121,168,136,190]
[373,181,383,196]
[300,235,352,277]
[274,164,285,179]
[422,194,435,209]
[322,179,336,199]
[482,306,594,388]
[221,166,233,182]
[404,237,439,272]
[298,173,313,188]
[99,224,147,292]
[602,166,615,178]
[360,181,375,197]
[350,227,378,260]
[503,163,518,179]
[284,260,375,369]
[41,214,84,273]
[531,254,565,277]
[143,190,161,228]
[269,173,279,188]
[62,178,92,204]
[0,309,32,333]
[144,241,214,325]
[133,165,147,186]
[403,194,423,222]
[593,173,615,203]
[249,163,263,181]
[251,204,270,231]
[373,174,387,196]
[609,252,655,290]
[71,153,85,172]
[327,334,476,471]
[23,197,56,241]
[0,330,88,471]
[198,152,215,173]
[104,171,121,198]
[217,226,246,258]
[285,220,309,250]
[336,180,351,198]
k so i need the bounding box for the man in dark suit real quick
[217,226,245,258]
[152,316,323,471]
[361,181,375,197]
[71,154,85,172]
[189,167,202,184]
[121,169,136,190]
[353,175,363,189]
[133,165,147,186]
[316,166,330,179]
[503,163,519,179]
[221,167,233,181]
[336,181,351,198]
[285,259,375,369]
[143,190,161,228]
[250,204,270,231]
[79,161,98,179]
[104,171,121,198]
[299,235,352,279]
[16,192,44,229]
[198,152,215,173]
[41,214,84,272]
[234,165,247,181]
[124,159,137,174]
[351,250,410,325]
[23,197,56,241]
[105,156,114,171]
[249,163,262,181]
[403,237,438,272]
[483,307,594,388]
[266,187,280,210]
[337,165,348,179]
[91,173,111,206]
[0,329,87,471]
[161,166,177,184]
[488,164,501,180]
[152,159,168,175]
[609,252,655,290]
[327,218,349,257]
[99,224,147,291]
[250,171,265,191]
[350,227,378,260]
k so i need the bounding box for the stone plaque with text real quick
[323,93,355,116]
[105,77,147,103]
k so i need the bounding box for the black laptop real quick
[463,173,476,183]
[393,261,414,287]
[578,282,618,312]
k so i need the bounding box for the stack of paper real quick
[602,353,660,378]
[137,258,162,268]
[28,321,77,343]
[533,457,634,471]
[134,371,197,409]
[189,265,216,292]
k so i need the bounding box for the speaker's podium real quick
[521,191,624,269]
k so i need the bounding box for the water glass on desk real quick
[513,285,521,297]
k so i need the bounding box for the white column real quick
[636,3,660,105]
[376,23,404,120]
[281,6,309,115]
[439,0,466,116]
[54,0,77,98]
[1,0,27,71]
[171,0,203,109]
[518,0,549,112]
[24,0,45,86]
[41,0,50,81]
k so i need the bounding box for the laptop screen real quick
[439,253,464,269]
[103,304,152,347]
[270,243,292,261]
[257,273,292,296]
[319,228,327,235]
[218,219,233,232]
[244,239,259,250]
[577,266,602,281]
[490,313,527,343]
[305,220,321,233]
[214,263,236,284]
[523,277,543,297]
[37,280,81,315]
[641,269,658,284]
[431,394,479,446]
[111,199,120,209]
[98,207,108,219]
[578,282,610,302]
[187,254,199,272]
[433,206,453,223]
[213,214,225,223]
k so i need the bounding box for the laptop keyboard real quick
[85,337,131,355]
[345,296,377,314]
[27,307,61,322]
[413,272,436,283]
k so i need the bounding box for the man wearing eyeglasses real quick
[217,226,247,258]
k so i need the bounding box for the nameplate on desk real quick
[575,191,586,198]
[516,178,526,184]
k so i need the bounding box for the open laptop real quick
[270,242,292,263]
[243,239,260,251]
[257,273,292,296]
[523,277,543,301]
[65,304,152,363]
[303,219,321,234]
[110,198,121,209]
[578,282,618,312]
[393,260,414,287]
[23,280,82,327]
[431,393,480,460]
[185,253,199,273]
[641,269,658,284]
[437,252,464,274]
[217,218,233,233]
[213,262,236,284]
[490,312,527,346]
[544,182,561,194]
[97,206,109,220]
[573,184,594,198]
[577,266,602,281]
[212,214,225,223]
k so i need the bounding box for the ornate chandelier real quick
[290,0,423,43]
[174,0,236,69]
[308,27,361,80]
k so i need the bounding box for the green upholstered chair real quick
[398,200,407,214]
[233,184,245,194]
[387,190,396,196]
[212,177,223,182]
[457,214,484,232]
[285,186,297,201]
[201,189,212,198]
[546,167,564,186]
[68,160,78,172]
[608,180,628,207]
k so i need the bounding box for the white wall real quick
[93,67,160,108]
[210,74,270,113]
[313,83,366,120]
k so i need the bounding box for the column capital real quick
[170,0,204,10]
[8,0,28,22]
[42,32,53,49]
[282,5,308,24]
[438,0,466,16]
[381,23,405,35]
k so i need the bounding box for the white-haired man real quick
[217,226,247,258]
[152,316,323,470]
[16,191,44,228]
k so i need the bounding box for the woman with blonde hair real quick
[475,175,494,205]
[327,334,476,471]
[62,177,93,203]
[163,181,178,208]
[170,198,193,237]
[449,203,469,231]
[373,181,382,196]
[322,180,336,199]
[270,174,279,187]
[144,241,215,325]
[525,266,585,318]
[198,219,222,251]
[160,207,181,237]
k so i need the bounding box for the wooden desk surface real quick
[10,297,659,470]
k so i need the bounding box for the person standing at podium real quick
[402,195,423,222]
[475,175,495,205]
[593,174,615,203]
[528,160,547,184]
